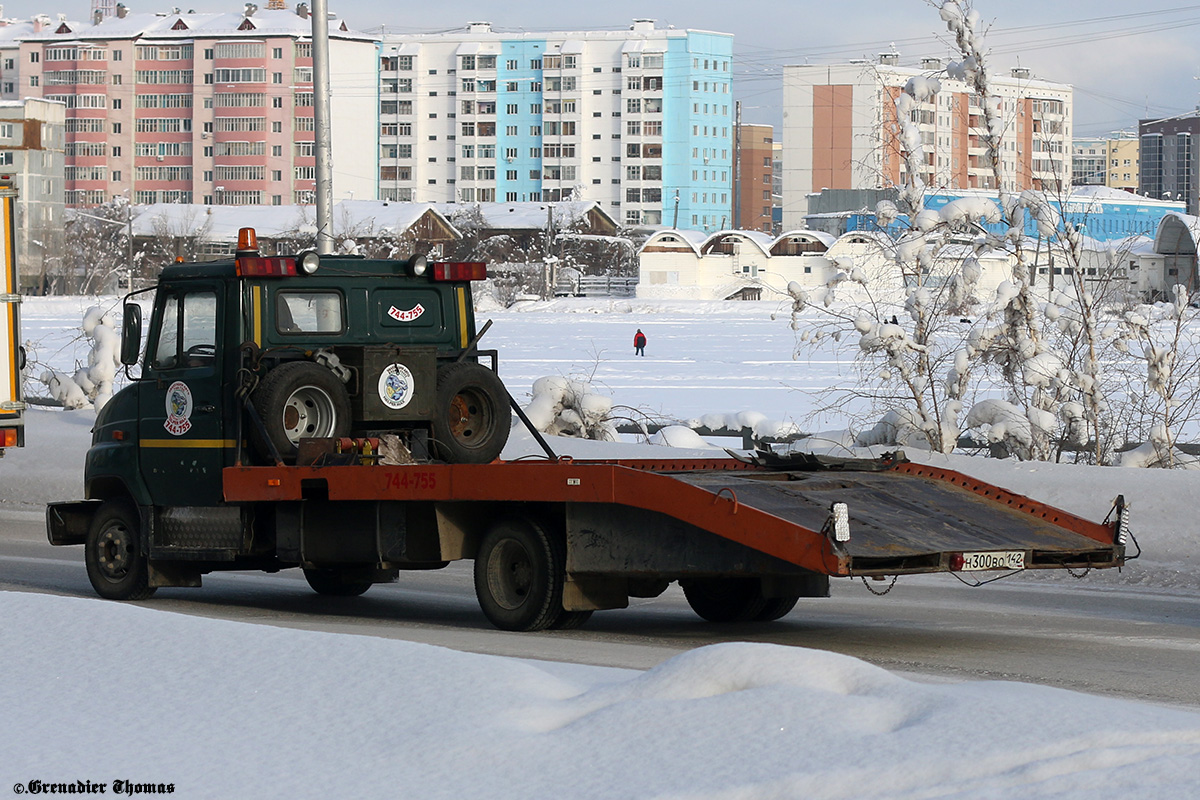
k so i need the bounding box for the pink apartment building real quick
[0,5,375,207]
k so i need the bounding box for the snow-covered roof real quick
[701,230,775,258]
[828,230,895,252]
[433,201,617,232]
[128,201,459,242]
[773,229,837,248]
[1153,212,1200,257]
[13,9,368,43]
[638,229,709,256]
[1067,185,1174,206]
[641,228,844,258]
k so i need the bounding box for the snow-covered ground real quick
[3,296,1199,798]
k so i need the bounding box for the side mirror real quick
[120,303,142,366]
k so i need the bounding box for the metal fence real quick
[556,275,638,297]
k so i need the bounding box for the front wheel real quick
[85,501,156,601]
[474,518,565,632]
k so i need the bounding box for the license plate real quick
[959,550,1025,571]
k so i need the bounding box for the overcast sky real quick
[10,0,1200,136]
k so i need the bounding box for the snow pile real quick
[3,592,1199,799]
[522,376,618,441]
[648,425,717,449]
[688,411,803,439]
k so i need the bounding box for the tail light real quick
[236,257,298,277]
[1,428,16,448]
[432,262,487,281]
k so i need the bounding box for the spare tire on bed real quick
[430,362,511,464]
[250,361,351,462]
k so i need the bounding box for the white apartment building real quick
[377,20,735,231]
[782,56,1073,231]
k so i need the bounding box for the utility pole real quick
[311,0,335,255]
[672,190,680,229]
[733,100,742,230]
[126,202,133,288]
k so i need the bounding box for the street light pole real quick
[311,0,335,255]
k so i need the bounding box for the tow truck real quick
[46,229,1129,631]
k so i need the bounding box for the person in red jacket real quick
[633,328,646,356]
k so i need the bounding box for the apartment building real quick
[1139,112,1200,214]
[734,122,773,232]
[377,20,735,232]
[0,97,64,290]
[782,56,1073,231]
[1072,134,1138,191]
[0,5,376,208]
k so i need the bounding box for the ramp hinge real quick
[0,293,21,304]
[0,401,26,412]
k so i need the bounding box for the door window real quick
[152,291,217,369]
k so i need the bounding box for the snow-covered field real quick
[3,296,1200,798]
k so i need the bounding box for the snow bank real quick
[3,592,1198,799]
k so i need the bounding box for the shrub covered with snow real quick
[522,376,618,441]
[38,305,123,412]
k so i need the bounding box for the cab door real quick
[137,285,228,507]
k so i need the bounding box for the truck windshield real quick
[152,291,217,370]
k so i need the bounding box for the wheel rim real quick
[95,521,133,583]
[448,388,494,450]
[486,537,533,610]
[281,386,338,446]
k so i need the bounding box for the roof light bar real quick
[432,261,487,281]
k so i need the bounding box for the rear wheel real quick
[303,568,373,597]
[680,578,768,623]
[251,361,351,462]
[549,609,594,630]
[754,595,800,622]
[85,501,156,601]
[431,363,511,464]
[474,518,565,632]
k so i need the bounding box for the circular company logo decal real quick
[378,363,416,410]
[164,380,193,435]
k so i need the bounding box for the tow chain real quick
[860,575,898,595]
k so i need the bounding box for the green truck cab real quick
[48,230,511,599]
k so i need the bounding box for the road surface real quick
[4,509,1198,710]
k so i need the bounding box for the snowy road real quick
[5,511,1198,711]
